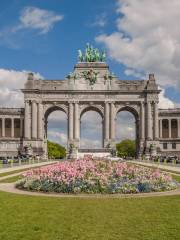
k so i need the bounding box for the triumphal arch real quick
[21,45,160,158]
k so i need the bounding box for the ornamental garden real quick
[16,156,179,194]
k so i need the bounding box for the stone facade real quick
[0,62,179,158]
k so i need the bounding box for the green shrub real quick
[47,140,66,159]
[116,139,136,158]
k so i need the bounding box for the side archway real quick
[44,105,68,158]
[115,106,140,158]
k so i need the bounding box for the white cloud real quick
[0,69,42,107]
[48,130,67,146]
[92,13,107,27]
[0,6,63,41]
[17,7,63,34]
[158,88,175,109]
[96,0,180,90]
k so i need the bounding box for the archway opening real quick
[115,110,137,158]
[46,109,67,158]
[80,110,103,149]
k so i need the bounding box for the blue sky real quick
[0,0,180,146]
[0,0,125,79]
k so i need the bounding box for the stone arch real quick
[116,105,139,120]
[80,105,104,119]
[44,104,68,120]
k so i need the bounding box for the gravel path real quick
[0,182,179,199]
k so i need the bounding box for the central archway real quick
[80,106,104,149]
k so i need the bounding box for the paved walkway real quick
[0,161,57,174]
[130,161,180,174]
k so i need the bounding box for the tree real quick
[116,139,136,158]
[47,140,66,159]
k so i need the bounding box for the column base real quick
[22,139,44,157]
[67,139,78,159]
[104,139,111,148]
[145,140,159,158]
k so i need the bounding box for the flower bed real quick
[16,157,179,194]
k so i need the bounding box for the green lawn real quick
[0,191,180,240]
[0,175,23,183]
[0,165,180,239]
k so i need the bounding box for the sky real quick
[0,0,180,147]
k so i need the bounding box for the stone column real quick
[68,102,74,140]
[105,102,110,140]
[159,119,162,138]
[38,102,43,139]
[20,118,23,137]
[74,102,79,140]
[178,119,180,138]
[147,101,152,140]
[11,118,14,138]
[32,101,37,139]
[169,119,171,139]
[154,102,159,140]
[2,118,5,137]
[24,101,30,139]
[110,102,115,140]
[140,102,145,139]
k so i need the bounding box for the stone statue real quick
[101,50,106,62]
[78,50,83,62]
[78,43,106,63]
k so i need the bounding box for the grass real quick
[0,191,179,240]
[172,175,180,183]
[0,175,23,183]
[0,164,180,239]
[0,168,30,177]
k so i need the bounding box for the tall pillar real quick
[169,119,171,139]
[74,102,79,140]
[159,119,162,138]
[110,102,115,141]
[154,102,159,140]
[147,101,152,140]
[20,118,23,138]
[2,118,5,137]
[11,118,14,138]
[38,102,43,139]
[178,119,180,138]
[140,102,145,139]
[105,102,110,140]
[68,102,74,140]
[24,101,30,139]
[32,101,37,139]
